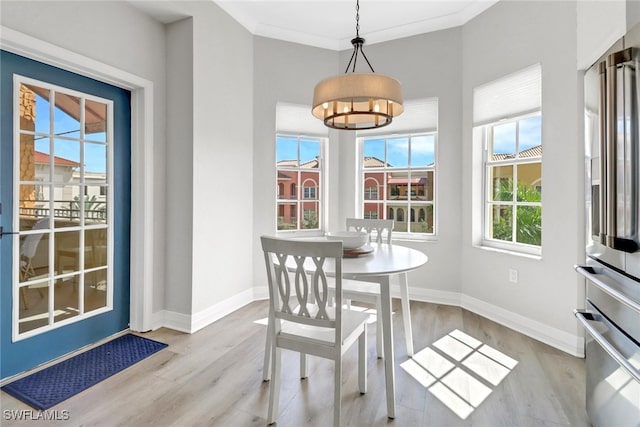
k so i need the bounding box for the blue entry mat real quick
[1,334,168,410]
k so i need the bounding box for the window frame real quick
[358,131,438,241]
[481,112,542,256]
[275,134,326,234]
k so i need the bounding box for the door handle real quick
[575,265,640,314]
[574,309,640,383]
[0,226,18,239]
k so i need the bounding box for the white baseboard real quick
[155,285,584,357]
[392,285,461,307]
[153,288,255,334]
[460,294,584,357]
[190,288,255,333]
[151,310,191,333]
[396,286,583,357]
[252,286,269,301]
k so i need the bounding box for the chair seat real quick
[280,308,369,347]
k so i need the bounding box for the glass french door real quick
[0,50,131,379]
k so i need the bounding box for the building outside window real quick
[276,135,323,231]
[361,133,436,235]
[474,64,542,254]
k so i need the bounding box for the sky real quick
[33,93,107,173]
[276,134,437,168]
[492,114,541,155]
[276,136,320,164]
[364,134,436,168]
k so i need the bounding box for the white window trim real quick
[357,132,438,242]
[480,114,542,256]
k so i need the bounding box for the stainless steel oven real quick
[575,264,640,426]
[579,21,640,427]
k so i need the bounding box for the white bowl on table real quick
[325,231,369,249]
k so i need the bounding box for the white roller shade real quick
[276,102,328,137]
[360,98,438,136]
[473,64,541,127]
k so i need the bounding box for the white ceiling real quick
[133,1,498,51]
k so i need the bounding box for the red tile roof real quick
[34,151,80,167]
[276,158,319,168]
[492,145,542,161]
[363,156,388,167]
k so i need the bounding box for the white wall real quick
[143,1,256,330]
[577,0,626,70]
[461,0,584,354]
[190,2,254,316]
[251,36,338,290]
[166,17,194,315]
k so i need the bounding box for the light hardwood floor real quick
[1,300,589,426]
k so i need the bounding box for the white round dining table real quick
[288,242,428,418]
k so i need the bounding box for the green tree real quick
[492,179,541,246]
[302,211,318,229]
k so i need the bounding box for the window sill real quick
[474,243,542,260]
[392,233,438,244]
[275,229,325,239]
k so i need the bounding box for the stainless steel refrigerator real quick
[578,22,640,427]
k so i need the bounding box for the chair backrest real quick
[346,218,394,244]
[261,236,343,335]
[20,218,49,259]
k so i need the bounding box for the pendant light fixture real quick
[312,0,404,130]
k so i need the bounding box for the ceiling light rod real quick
[345,1,374,73]
[311,0,404,130]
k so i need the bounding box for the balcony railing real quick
[19,203,107,221]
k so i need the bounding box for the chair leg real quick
[333,355,342,427]
[267,347,281,424]
[359,324,367,394]
[263,323,272,381]
[375,297,384,359]
[399,272,414,357]
[300,353,308,379]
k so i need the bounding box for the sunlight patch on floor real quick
[400,329,519,419]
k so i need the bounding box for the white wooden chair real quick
[344,218,414,358]
[261,236,368,427]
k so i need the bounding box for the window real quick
[276,135,323,231]
[474,64,542,254]
[359,98,438,237]
[484,115,542,248]
[361,133,436,235]
[15,77,113,337]
[303,184,317,200]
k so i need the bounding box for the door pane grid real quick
[15,77,113,337]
